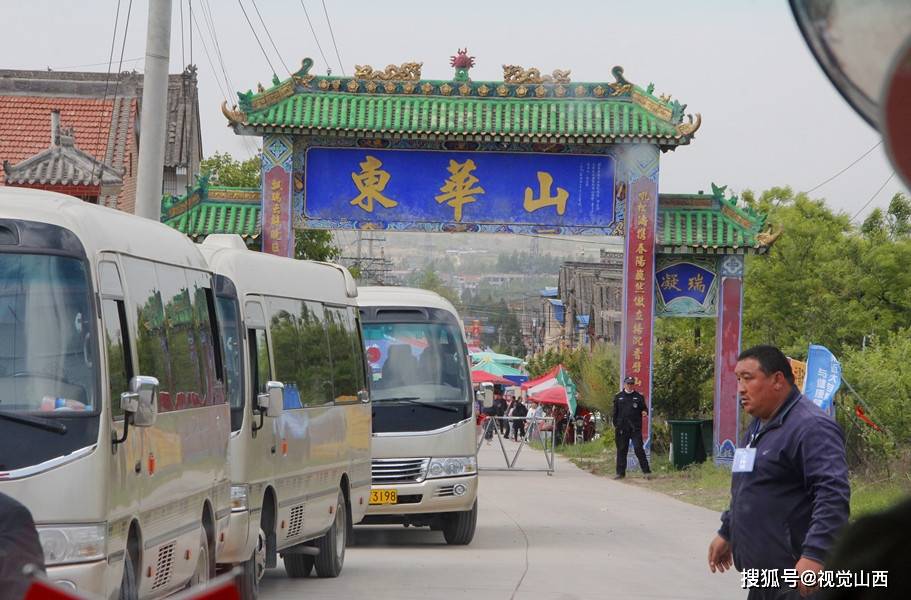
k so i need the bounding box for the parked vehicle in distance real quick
[0,188,231,598]
[357,287,478,545]
[199,235,371,598]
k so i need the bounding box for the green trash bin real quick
[701,419,714,458]
[668,420,707,469]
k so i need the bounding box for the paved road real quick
[259,439,740,600]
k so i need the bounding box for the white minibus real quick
[199,235,371,598]
[0,188,231,598]
[356,287,477,545]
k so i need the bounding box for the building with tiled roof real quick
[0,66,201,212]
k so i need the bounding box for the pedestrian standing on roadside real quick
[707,345,850,600]
[612,375,651,479]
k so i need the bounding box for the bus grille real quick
[371,458,429,484]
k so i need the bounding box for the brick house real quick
[0,66,201,212]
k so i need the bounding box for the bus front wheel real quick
[442,501,477,545]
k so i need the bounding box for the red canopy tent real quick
[470,370,514,386]
[528,385,569,406]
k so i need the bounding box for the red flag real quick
[24,574,241,600]
[24,580,85,600]
[855,405,882,431]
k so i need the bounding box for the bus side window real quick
[349,307,368,396]
[101,299,133,419]
[249,329,271,399]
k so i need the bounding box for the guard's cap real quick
[624,376,636,384]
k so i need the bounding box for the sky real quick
[2,0,907,223]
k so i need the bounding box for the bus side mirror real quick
[257,381,284,418]
[357,389,370,404]
[122,375,159,428]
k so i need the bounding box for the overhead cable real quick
[251,0,292,75]
[321,0,345,76]
[299,0,331,73]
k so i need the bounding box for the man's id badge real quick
[732,447,756,473]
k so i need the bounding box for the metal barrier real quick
[476,414,556,474]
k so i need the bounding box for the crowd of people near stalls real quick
[475,385,596,445]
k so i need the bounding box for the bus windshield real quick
[0,254,97,415]
[363,322,470,404]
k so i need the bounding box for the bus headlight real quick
[37,524,106,566]
[231,485,250,512]
[426,456,477,478]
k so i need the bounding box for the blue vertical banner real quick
[803,344,842,415]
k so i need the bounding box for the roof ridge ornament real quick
[675,113,702,136]
[451,48,475,82]
[502,65,571,84]
[353,62,423,81]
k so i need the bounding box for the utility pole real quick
[135,0,173,220]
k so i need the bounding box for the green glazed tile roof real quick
[161,177,261,240]
[223,58,701,148]
[656,185,770,253]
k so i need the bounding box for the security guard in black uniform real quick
[612,376,652,479]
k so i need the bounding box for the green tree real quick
[199,151,260,187]
[409,265,461,309]
[294,230,340,262]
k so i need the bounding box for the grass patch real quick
[850,474,911,519]
[554,440,911,519]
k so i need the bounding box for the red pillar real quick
[620,176,658,457]
[261,134,294,257]
[713,255,744,463]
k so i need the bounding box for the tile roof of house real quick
[3,126,123,187]
[0,67,200,179]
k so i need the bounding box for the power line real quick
[237,0,277,77]
[299,0,331,73]
[178,0,186,68]
[512,231,624,246]
[250,0,292,75]
[804,140,882,194]
[191,1,259,157]
[47,56,143,70]
[91,0,133,199]
[850,172,896,223]
[321,0,345,76]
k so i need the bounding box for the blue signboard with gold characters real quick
[654,260,718,317]
[303,147,616,234]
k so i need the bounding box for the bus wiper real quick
[378,397,459,413]
[0,410,67,434]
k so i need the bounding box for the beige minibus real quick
[199,235,371,598]
[357,287,477,545]
[0,188,231,598]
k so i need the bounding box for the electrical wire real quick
[250,0,292,75]
[237,0,278,76]
[178,0,186,69]
[850,172,896,223]
[299,0,331,73]
[92,0,133,197]
[191,2,259,157]
[804,140,882,194]
[321,0,345,76]
[47,56,143,70]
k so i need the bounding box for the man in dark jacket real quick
[0,492,45,600]
[707,345,850,600]
[612,376,651,479]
